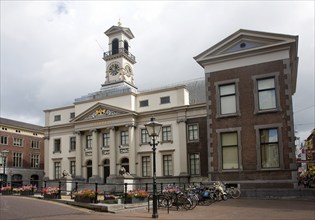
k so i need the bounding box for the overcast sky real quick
[1,1,314,142]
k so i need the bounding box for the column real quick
[178,120,188,175]
[128,125,136,175]
[43,136,50,180]
[109,127,117,176]
[75,131,84,180]
[91,129,100,181]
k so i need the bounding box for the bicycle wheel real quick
[231,188,241,199]
[177,196,191,210]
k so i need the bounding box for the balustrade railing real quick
[103,48,136,62]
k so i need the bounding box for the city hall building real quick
[44,24,298,189]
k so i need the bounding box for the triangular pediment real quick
[72,103,134,122]
[104,25,134,39]
[194,29,298,66]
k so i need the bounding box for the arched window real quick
[121,158,129,173]
[30,174,39,188]
[112,39,119,55]
[11,174,23,188]
[124,40,129,52]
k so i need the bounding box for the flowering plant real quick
[1,186,12,192]
[15,185,37,192]
[42,186,59,195]
[74,189,97,199]
[104,194,116,200]
[127,189,149,199]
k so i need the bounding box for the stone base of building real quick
[89,175,102,184]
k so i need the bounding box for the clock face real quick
[125,65,132,76]
[109,64,120,75]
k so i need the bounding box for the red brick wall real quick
[0,131,44,169]
[206,60,295,187]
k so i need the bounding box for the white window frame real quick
[215,79,240,118]
[162,126,172,142]
[142,155,151,177]
[187,124,199,142]
[252,72,281,114]
[216,127,242,171]
[189,153,200,175]
[254,124,284,170]
[162,154,173,176]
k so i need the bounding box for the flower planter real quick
[20,191,34,196]
[1,191,12,195]
[43,194,59,199]
[126,197,148,204]
[74,197,94,203]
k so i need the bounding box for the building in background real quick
[194,29,299,188]
[302,129,315,174]
[0,117,44,188]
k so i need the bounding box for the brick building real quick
[194,29,299,188]
[0,117,44,187]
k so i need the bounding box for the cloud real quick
[0,1,314,142]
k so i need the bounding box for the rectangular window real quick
[189,153,200,175]
[140,100,149,107]
[187,124,199,142]
[103,133,110,148]
[160,96,170,104]
[257,77,276,110]
[141,129,150,144]
[260,128,279,168]
[0,136,8,145]
[142,156,151,177]
[221,132,239,169]
[31,140,40,149]
[13,152,22,167]
[31,154,40,168]
[86,135,92,149]
[70,161,76,177]
[54,115,61,121]
[54,139,61,152]
[219,84,236,115]
[54,162,61,179]
[162,126,172,142]
[121,131,129,145]
[163,154,173,176]
[70,137,76,151]
[13,137,23,147]
[70,112,75,119]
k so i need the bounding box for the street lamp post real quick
[145,117,162,219]
[1,150,9,187]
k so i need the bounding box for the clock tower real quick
[102,22,136,87]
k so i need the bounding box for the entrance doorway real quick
[103,159,110,183]
[86,160,92,182]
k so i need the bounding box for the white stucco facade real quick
[43,24,205,183]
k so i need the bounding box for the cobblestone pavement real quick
[107,198,315,220]
[46,198,314,220]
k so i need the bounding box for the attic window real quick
[240,42,246,48]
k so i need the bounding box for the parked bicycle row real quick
[157,181,241,210]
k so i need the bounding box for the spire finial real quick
[118,18,122,27]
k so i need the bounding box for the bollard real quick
[58,181,61,199]
[124,183,128,204]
